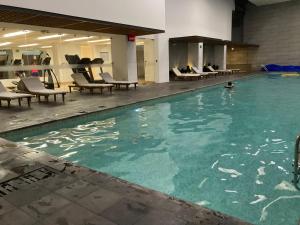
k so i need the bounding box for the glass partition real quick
[0,27,112,85]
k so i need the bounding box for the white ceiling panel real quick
[249,0,291,6]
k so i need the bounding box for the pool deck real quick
[0,73,254,134]
[0,74,254,225]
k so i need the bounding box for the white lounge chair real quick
[229,68,241,73]
[208,66,232,75]
[21,77,67,102]
[0,81,33,107]
[172,68,207,80]
[100,72,138,90]
[192,66,218,78]
[71,73,114,94]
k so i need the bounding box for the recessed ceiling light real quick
[18,43,39,48]
[40,45,53,49]
[37,34,66,40]
[88,38,111,43]
[64,36,94,42]
[3,30,31,38]
[0,42,12,47]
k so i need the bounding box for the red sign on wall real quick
[128,34,136,42]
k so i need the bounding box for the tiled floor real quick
[0,74,255,225]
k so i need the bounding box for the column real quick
[154,34,169,83]
[188,42,204,72]
[111,35,137,81]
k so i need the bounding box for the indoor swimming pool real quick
[6,74,300,225]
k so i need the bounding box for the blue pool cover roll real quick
[265,64,300,72]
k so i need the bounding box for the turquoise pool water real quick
[6,75,300,225]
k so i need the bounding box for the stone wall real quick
[244,1,300,70]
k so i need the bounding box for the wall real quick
[160,0,235,82]
[227,47,256,71]
[169,43,188,69]
[165,0,234,40]
[0,0,165,30]
[244,1,300,69]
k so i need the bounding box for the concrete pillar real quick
[111,35,137,81]
[224,45,227,70]
[154,34,169,83]
[188,42,204,72]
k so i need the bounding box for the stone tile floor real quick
[0,74,256,225]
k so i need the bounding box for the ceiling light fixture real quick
[64,36,94,42]
[18,43,39,48]
[88,38,111,43]
[3,30,31,38]
[0,42,12,47]
[40,45,53,49]
[37,34,66,40]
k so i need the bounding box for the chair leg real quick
[27,97,31,107]
[134,84,137,89]
[54,94,57,102]
[126,84,129,90]
[18,98,21,107]
[62,94,65,103]
[7,99,10,107]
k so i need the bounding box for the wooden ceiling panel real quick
[0,9,35,23]
[61,21,108,31]
[17,15,80,28]
[169,36,259,48]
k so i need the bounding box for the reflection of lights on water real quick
[60,151,78,159]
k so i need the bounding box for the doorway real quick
[136,45,145,80]
[136,38,156,83]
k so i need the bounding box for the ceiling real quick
[248,0,291,6]
[169,36,259,48]
[0,27,111,50]
[0,5,164,36]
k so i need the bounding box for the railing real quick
[293,135,300,186]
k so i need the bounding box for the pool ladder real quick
[293,135,300,187]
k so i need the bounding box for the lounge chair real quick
[100,72,138,90]
[192,66,218,78]
[21,77,67,102]
[172,68,207,80]
[208,66,232,75]
[71,73,114,94]
[229,68,241,73]
[0,81,33,107]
